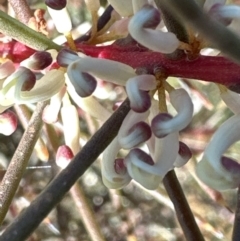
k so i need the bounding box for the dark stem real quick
[75,5,114,43]
[154,0,189,60]
[160,0,240,64]
[232,185,240,241]
[0,99,130,241]
[163,170,205,241]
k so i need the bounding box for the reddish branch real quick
[1,40,240,91]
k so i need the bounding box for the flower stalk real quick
[0,101,48,225]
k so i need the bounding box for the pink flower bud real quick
[0,110,18,136]
[56,145,74,169]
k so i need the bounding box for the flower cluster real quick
[1,0,240,192]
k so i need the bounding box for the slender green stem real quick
[163,170,205,241]
[0,99,130,241]
[0,10,61,51]
[0,101,48,225]
[160,0,240,64]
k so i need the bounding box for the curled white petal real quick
[198,114,240,183]
[66,74,111,122]
[126,75,156,112]
[69,57,136,85]
[127,74,156,91]
[14,69,65,103]
[152,88,193,137]
[196,157,240,190]
[153,132,179,174]
[126,150,161,190]
[102,138,131,189]
[128,5,179,53]
[128,132,179,177]
[118,110,149,148]
[168,88,193,131]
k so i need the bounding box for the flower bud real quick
[57,48,79,67]
[102,138,131,189]
[125,148,161,190]
[151,113,173,138]
[119,121,152,149]
[45,0,67,10]
[126,75,156,113]
[151,89,193,137]
[0,110,18,136]
[56,145,74,169]
[67,61,97,97]
[174,141,192,167]
[20,51,53,70]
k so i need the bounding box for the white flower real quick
[128,5,180,54]
[196,114,240,190]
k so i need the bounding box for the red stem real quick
[1,41,240,91]
[79,43,240,91]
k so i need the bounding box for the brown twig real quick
[70,183,106,241]
[0,101,48,225]
[8,0,32,24]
